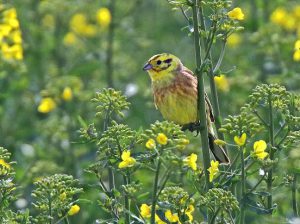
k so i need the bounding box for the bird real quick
[143,53,229,164]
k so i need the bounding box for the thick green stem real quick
[240,149,245,224]
[198,5,227,152]
[106,0,115,88]
[192,0,212,190]
[150,159,161,224]
[123,175,130,224]
[267,94,275,212]
[292,174,299,217]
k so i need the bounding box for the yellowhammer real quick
[143,53,229,164]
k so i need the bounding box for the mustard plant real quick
[31,174,82,224]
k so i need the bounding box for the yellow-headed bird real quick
[143,53,229,164]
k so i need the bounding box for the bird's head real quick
[143,53,183,82]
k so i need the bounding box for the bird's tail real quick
[208,129,230,164]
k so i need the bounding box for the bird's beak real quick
[143,63,153,71]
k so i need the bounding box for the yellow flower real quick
[0,159,11,169]
[228,7,245,20]
[156,133,168,145]
[68,204,80,216]
[38,97,57,113]
[140,204,151,218]
[3,8,17,20]
[62,87,73,101]
[63,32,79,46]
[165,210,180,223]
[118,150,136,169]
[270,7,287,26]
[227,33,241,47]
[234,133,247,147]
[207,160,219,182]
[293,50,300,62]
[185,204,195,221]
[96,8,111,27]
[146,138,156,149]
[10,30,22,44]
[59,192,67,201]
[3,8,19,29]
[214,74,229,92]
[183,153,197,171]
[253,140,268,160]
[1,43,23,60]
[0,24,12,37]
[214,139,226,146]
[69,13,96,37]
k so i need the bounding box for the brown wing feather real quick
[181,67,215,123]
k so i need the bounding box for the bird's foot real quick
[181,122,201,135]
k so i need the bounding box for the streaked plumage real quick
[143,53,229,164]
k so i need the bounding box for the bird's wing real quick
[182,67,215,123]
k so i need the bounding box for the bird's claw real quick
[181,122,201,136]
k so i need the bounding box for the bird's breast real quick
[154,81,198,125]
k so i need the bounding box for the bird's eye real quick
[156,60,162,65]
[164,58,172,63]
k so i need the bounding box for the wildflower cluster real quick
[151,186,196,223]
[32,174,83,223]
[0,6,23,61]
[0,147,16,215]
[270,6,300,33]
[199,188,239,220]
[63,7,111,46]
[37,76,83,113]
[0,147,31,223]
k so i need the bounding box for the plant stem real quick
[150,159,161,224]
[267,93,275,212]
[198,4,227,152]
[192,0,212,190]
[123,175,130,224]
[106,0,115,88]
[48,192,52,224]
[292,174,299,217]
[240,149,245,224]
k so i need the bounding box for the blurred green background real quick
[1,0,300,223]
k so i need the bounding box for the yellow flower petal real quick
[119,150,136,169]
[228,7,245,20]
[208,160,219,182]
[165,210,179,222]
[62,87,73,101]
[0,159,11,169]
[234,133,247,146]
[214,75,230,92]
[96,8,111,27]
[183,153,197,171]
[68,204,80,216]
[156,133,168,145]
[145,138,156,149]
[253,140,267,153]
[38,97,56,113]
[140,204,151,218]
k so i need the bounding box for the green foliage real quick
[199,188,239,218]
[92,88,130,119]
[31,174,82,223]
